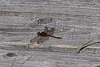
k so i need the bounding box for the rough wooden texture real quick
[1,50,100,67]
[0,0,100,67]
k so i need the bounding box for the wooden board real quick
[0,0,100,67]
[0,50,100,67]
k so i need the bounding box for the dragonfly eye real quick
[37,32,40,35]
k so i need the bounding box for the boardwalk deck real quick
[0,0,100,67]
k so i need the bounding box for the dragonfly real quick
[30,26,62,44]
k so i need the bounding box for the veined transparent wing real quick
[44,27,55,35]
[37,36,49,44]
[30,36,41,43]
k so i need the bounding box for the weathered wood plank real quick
[0,0,99,54]
[0,0,100,67]
[0,0,99,15]
[0,50,100,67]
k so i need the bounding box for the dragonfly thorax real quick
[37,32,47,37]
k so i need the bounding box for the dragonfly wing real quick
[30,36,41,43]
[49,28,55,35]
[37,37,49,44]
[44,26,49,32]
[45,27,55,35]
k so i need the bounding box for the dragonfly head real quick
[37,32,41,36]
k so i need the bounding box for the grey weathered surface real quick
[1,50,100,67]
[0,0,100,67]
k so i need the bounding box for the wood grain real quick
[0,0,100,67]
